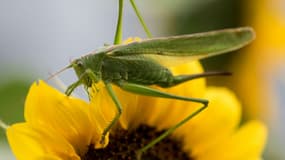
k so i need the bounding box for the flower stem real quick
[114,0,124,44]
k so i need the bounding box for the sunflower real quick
[6,66,267,160]
[6,37,267,159]
[6,80,108,160]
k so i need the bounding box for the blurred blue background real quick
[1,0,284,159]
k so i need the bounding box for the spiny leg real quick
[102,83,123,144]
[116,82,208,158]
[117,81,208,104]
[65,80,81,96]
[65,75,87,96]
[129,0,152,38]
[137,103,208,159]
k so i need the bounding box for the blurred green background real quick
[0,80,30,159]
[1,0,284,159]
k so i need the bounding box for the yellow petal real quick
[35,155,62,160]
[179,87,241,156]
[7,123,80,160]
[198,120,267,160]
[24,80,103,154]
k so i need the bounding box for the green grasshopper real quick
[53,0,255,156]
[64,27,254,141]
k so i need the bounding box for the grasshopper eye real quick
[76,60,84,67]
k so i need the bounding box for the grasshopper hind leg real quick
[136,102,208,159]
[116,81,209,159]
[160,71,231,88]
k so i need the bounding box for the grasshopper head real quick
[71,58,101,87]
[71,59,85,77]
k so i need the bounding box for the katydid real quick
[62,27,254,144]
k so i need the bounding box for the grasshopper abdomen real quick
[102,55,174,86]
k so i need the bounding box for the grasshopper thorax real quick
[71,53,105,87]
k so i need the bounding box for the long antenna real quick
[46,64,72,81]
[0,119,8,130]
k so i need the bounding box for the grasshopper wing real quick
[108,27,255,67]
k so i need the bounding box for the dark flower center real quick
[82,125,193,160]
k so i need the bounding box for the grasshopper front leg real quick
[65,80,82,96]
[65,68,96,96]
